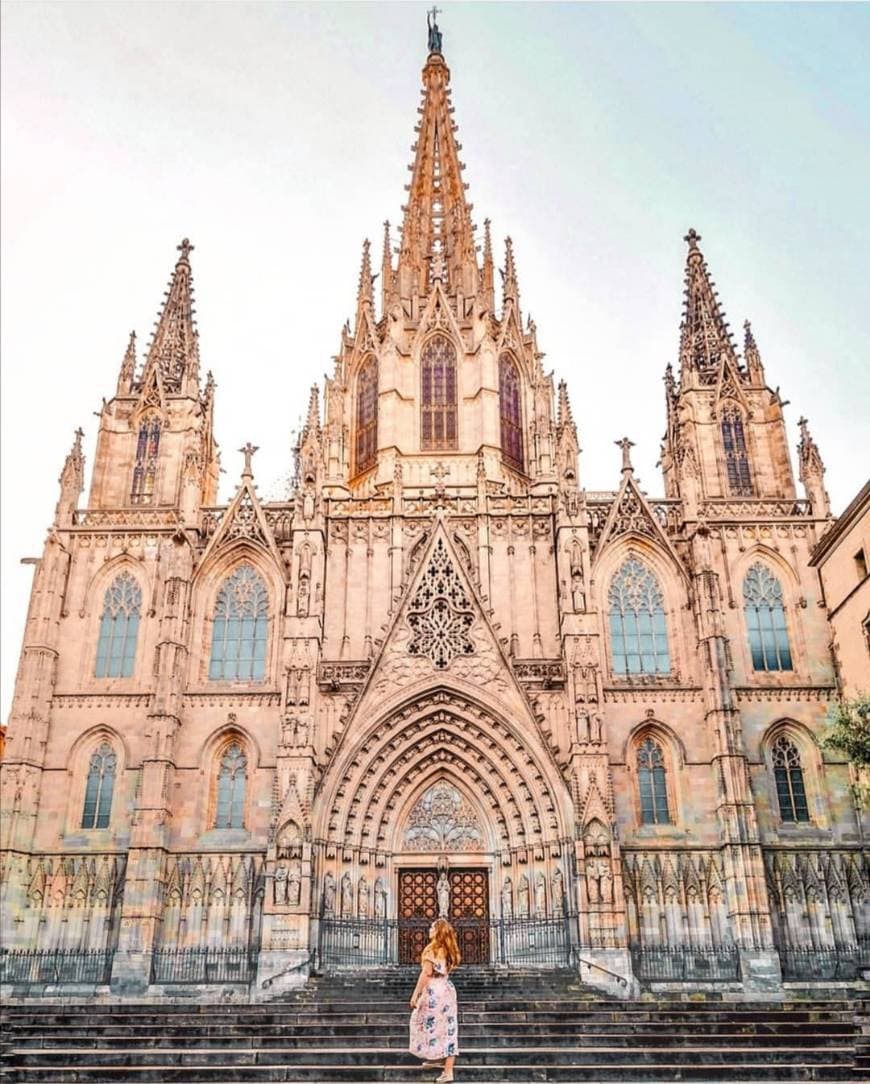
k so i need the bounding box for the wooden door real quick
[397,868,490,965]
[398,869,438,964]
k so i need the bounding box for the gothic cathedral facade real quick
[1,32,866,999]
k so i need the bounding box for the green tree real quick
[821,694,870,809]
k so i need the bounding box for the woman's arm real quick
[410,959,433,1008]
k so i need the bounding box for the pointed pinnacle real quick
[358,238,373,305]
[503,235,519,305]
[304,384,321,436]
[743,319,758,352]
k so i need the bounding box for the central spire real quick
[397,16,478,300]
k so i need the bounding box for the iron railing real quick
[0,948,113,986]
[778,943,864,981]
[630,943,741,983]
[150,945,257,985]
[319,913,575,969]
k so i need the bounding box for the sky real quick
[2,1,869,722]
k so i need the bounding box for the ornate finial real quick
[798,415,810,441]
[239,442,259,480]
[427,7,443,55]
[615,436,635,473]
[177,238,194,262]
[684,228,701,252]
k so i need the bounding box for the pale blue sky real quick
[2,2,869,719]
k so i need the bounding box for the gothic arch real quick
[419,332,459,451]
[190,546,283,686]
[760,718,828,829]
[63,725,128,839]
[316,689,571,857]
[733,547,805,678]
[353,354,379,476]
[623,720,683,829]
[81,558,149,683]
[394,774,495,854]
[594,540,691,684]
[197,726,259,835]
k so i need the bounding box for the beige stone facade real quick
[2,34,867,1000]
[810,480,870,699]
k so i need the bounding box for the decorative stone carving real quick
[517,874,530,917]
[322,871,336,916]
[403,782,484,852]
[407,538,474,668]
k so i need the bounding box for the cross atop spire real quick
[239,442,259,480]
[142,237,200,396]
[427,7,443,55]
[615,436,635,474]
[678,227,737,375]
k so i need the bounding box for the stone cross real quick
[177,238,194,261]
[615,437,635,474]
[683,228,701,251]
[239,442,259,480]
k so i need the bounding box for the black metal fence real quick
[0,948,113,986]
[630,943,741,983]
[319,914,574,969]
[778,943,865,981]
[150,945,257,985]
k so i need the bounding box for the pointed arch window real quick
[608,558,671,676]
[95,572,142,678]
[214,742,247,829]
[636,737,671,825]
[131,417,161,504]
[355,356,378,474]
[421,335,458,450]
[208,565,269,682]
[720,405,752,495]
[744,563,792,671]
[499,353,524,471]
[81,743,117,829]
[771,736,810,822]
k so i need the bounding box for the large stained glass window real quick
[421,335,457,450]
[131,417,161,504]
[81,744,116,829]
[499,353,523,471]
[721,406,752,495]
[744,563,792,671]
[215,743,247,829]
[208,565,269,681]
[637,737,671,825]
[95,572,142,678]
[608,558,671,676]
[355,356,378,474]
[772,736,809,822]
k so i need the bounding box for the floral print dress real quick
[409,950,459,1061]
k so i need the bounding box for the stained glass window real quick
[421,335,457,450]
[637,737,671,825]
[81,743,116,829]
[744,563,792,671]
[772,736,810,822]
[356,356,378,474]
[215,743,247,829]
[208,565,268,681]
[131,417,161,504]
[499,354,523,471]
[720,406,752,495]
[608,558,670,676]
[95,572,141,678]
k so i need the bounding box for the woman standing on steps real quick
[409,918,461,1082]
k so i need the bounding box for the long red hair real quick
[422,918,461,972]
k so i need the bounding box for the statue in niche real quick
[437,870,450,918]
[283,861,299,907]
[590,712,603,744]
[517,874,530,917]
[358,877,370,918]
[535,872,547,915]
[374,877,386,919]
[297,575,310,616]
[501,877,513,919]
[322,871,336,916]
[302,484,315,522]
[340,872,354,916]
[292,716,310,749]
[277,821,302,861]
[273,861,289,906]
[575,708,590,744]
[551,869,564,914]
[583,821,614,906]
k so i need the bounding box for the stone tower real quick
[1,18,865,1001]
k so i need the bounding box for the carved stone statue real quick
[288,861,301,907]
[535,872,547,915]
[358,876,370,918]
[374,877,386,919]
[551,869,564,914]
[583,820,614,906]
[501,877,513,919]
[323,871,336,916]
[273,861,288,906]
[517,874,530,917]
[437,871,450,918]
[340,872,353,916]
[427,8,443,55]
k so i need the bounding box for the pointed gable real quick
[593,468,681,568]
[200,466,284,577]
[140,238,200,396]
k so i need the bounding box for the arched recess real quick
[315,688,572,859]
[395,774,495,855]
[190,542,284,686]
[82,556,152,681]
[593,537,691,684]
[196,724,261,836]
[623,719,684,829]
[718,400,753,496]
[63,725,129,839]
[354,354,378,476]
[731,545,806,679]
[419,333,459,451]
[761,718,828,829]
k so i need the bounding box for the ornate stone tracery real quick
[402,781,484,852]
[407,538,475,668]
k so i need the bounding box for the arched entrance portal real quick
[312,690,577,969]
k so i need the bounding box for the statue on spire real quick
[427,7,443,54]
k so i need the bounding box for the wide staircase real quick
[1,966,866,1082]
